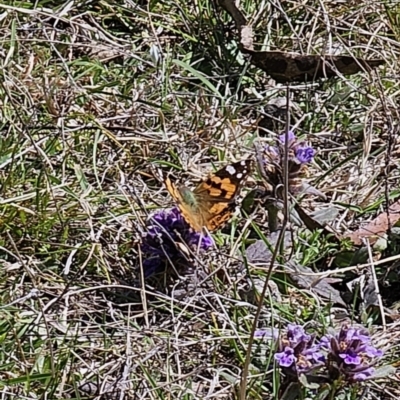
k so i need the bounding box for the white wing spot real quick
[236,173,243,179]
[226,165,236,175]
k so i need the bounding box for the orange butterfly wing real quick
[165,160,252,232]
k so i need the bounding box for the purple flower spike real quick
[321,325,384,382]
[273,324,325,376]
[262,131,315,196]
[267,323,385,385]
[141,207,213,276]
[277,131,315,165]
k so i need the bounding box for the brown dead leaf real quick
[218,0,384,82]
[346,199,400,245]
[243,51,384,83]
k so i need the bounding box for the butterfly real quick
[165,160,252,232]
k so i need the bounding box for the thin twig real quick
[365,238,386,331]
[239,87,292,399]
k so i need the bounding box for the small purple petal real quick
[304,347,325,364]
[343,327,357,342]
[296,146,315,164]
[287,324,310,346]
[363,345,383,358]
[353,329,372,345]
[275,347,296,367]
[187,231,214,249]
[339,351,362,365]
[319,335,332,350]
[254,330,269,339]
[353,367,375,381]
[278,131,296,143]
[254,329,277,339]
[256,328,280,340]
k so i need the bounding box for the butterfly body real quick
[179,186,199,208]
[165,160,252,232]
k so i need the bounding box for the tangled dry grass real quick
[0,1,400,399]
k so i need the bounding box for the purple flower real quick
[286,324,311,345]
[278,131,296,144]
[141,208,213,276]
[261,131,315,196]
[320,325,383,382]
[340,350,362,365]
[296,145,315,163]
[273,324,325,376]
[258,323,386,388]
[276,131,315,165]
[275,347,296,367]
